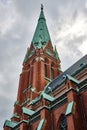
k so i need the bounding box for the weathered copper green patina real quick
[32,6,51,49]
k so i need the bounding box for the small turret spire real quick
[55,45,59,59]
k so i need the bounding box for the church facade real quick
[4,6,87,130]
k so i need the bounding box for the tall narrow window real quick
[28,71,30,85]
[44,64,47,77]
[51,68,54,79]
[59,115,67,130]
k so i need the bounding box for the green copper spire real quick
[32,5,51,49]
[55,46,59,59]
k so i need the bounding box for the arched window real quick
[59,115,67,130]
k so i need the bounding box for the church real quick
[4,5,87,130]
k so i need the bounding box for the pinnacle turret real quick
[55,46,59,59]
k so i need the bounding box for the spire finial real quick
[41,4,43,10]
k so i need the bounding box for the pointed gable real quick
[45,41,53,50]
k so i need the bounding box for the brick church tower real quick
[4,5,87,130]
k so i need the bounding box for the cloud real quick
[49,1,87,70]
[0,0,87,129]
[0,1,17,35]
[79,40,87,55]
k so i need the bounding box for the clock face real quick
[46,49,53,56]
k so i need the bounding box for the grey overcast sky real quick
[0,0,87,129]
